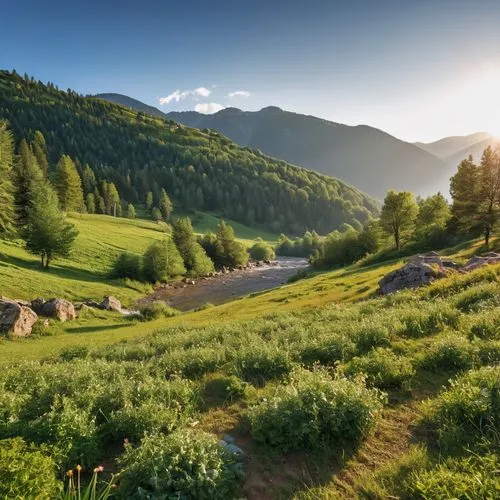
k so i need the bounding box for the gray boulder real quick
[38,298,76,322]
[463,253,500,271]
[99,295,122,312]
[379,262,447,295]
[0,298,38,337]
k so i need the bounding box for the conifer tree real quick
[23,180,78,268]
[12,139,45,227]
[0,121,15,235]
[172,217,214,276]
[82,164,97,194]
[86,193,96,214]
[213,220,249,268]
[146,191,154,212]
[151,207,162,221]
[55,155,84,212]
[31,131,49,178]
[159,188,173,220]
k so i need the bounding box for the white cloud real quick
[228,90,250,98]
[195,102,226,114]
[159,86,211,105]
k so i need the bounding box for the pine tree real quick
[86,193,96,214]
[146,191,154,212]
[55,155,84,212]
[0,121,15,235]
[159,189,173,220]
[82,164,97,194]
[12,139,44,227]
[151,207,162,221]
[31,131,49,178]
[477,146,500,245]
[172,217,214,276]
[23,181,79,268]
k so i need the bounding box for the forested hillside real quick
[0,71,378,234]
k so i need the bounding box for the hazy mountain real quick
[414,132,492,160]
[166,107,449,199]
[94,93,168,119]
[446,136,500,168]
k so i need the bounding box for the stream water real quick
[142,257,310,312]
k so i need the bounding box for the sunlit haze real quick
[2,0,500,142]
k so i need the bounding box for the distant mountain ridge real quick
[167,106,449,199]
[414,132,493,160]
[94,93,168,119]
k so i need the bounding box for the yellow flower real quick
[66,470,73,478]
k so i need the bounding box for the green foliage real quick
[202,375,249,406]
[415,192,451,237]
[248,368,384,451]
[55,155,84,212]
[142,238,186,282]
[0,437,62,498]
[126,203,136,218]
[249,238,275,261]
[399,302,462,338]
[173,217,214,277]
[275,230,321,258]
[453,282,500,312]
[117,430,244,499]
[423,366,500,451]
[419,334,475,371]
[342,348,415,389]
[138,301,178,321]
[158,188,173,220]
[468,309,500,340]
[379,190,419,250]
[298,334,356,366]
[23,180,79,268]
[0,70,378,234]
[61,466,115,500]
[213,220,249,268]
[0,121,14,235]
[112,252,142,280]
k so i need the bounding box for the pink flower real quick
[94,465,104,473]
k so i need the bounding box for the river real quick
[141,257,310,312]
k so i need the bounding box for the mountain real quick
[446,136,500,168]
[166,107,450,199]
[94,93,168,119]
[414,132,492,160]
[0,70,378,235]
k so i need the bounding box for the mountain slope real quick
[414,132,492,159]
[0,70,378,235]
[446,136,500,167]
[166,107,449,199]
[94,93,168,119]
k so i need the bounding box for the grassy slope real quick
[0,212,277,306]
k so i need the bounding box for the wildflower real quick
[123,437,130,448]
[94,465,104,473]
[76,464,82,472]
[66,470,74,478]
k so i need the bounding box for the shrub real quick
[0,438,62,498]
[138,301,178,321]
[477,340,500,366]
[454,282,500,313]
[202,375,249,407]
[156,347,227,379]
[352,324,390,353]
[59,345,89,361]
[410,454,499,499]
[248,368,384,451]
[249,239,275,261]
[399,303,461,338]
[142,239,186,282]
[468,309,500,340]
[111,252,142,280]
[343,348,415,389]
[423,366,500,451]
[234,344,293,386]
[419,334,475,371]
[117,429,244,499]
[298,334,356,366]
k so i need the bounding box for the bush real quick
[117,429,244,499]
[343,348,415,389]
[419,334,475,371]
[59,345,89,361]
[352,324,390,353]
[0,438,62,498]
[143,239,186,282]
[399,303,461,338]
[249,239,275,261]
[454,282,500,312]
[202,375,249,406]
[138,301,178,321]
[423,366,500,451]
[234,344,293,386]
[156,347,227,379]
[468,309,500,340]
[247,368,384,451]
[298,334,356,366]
[112,252,142,280]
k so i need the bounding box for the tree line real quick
[277,145,500,268]
[0,70,378,235]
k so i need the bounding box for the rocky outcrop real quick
[379,262,448,295]
[33,298,76,322]
[0,298,38,337]
[462,252,500,271]
[99,296,122,312]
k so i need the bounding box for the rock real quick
[39,298,76,322]
[462,253,500,271]
[83,300,101,308]
[223,434,236,444]
[0,298,38,337]
[379,262,447,295]
[30,298,46,314]
[410,253,443,266]
[99,296,122,312]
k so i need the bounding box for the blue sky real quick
[2,0,500,141]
